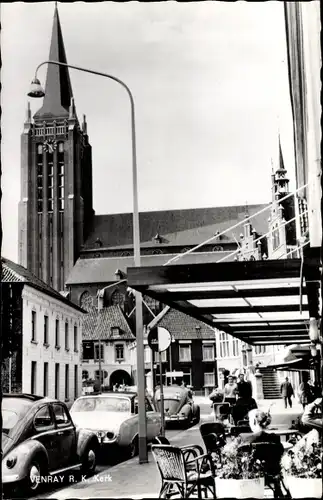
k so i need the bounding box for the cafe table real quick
[268,428,302,441]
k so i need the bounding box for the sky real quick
[1,1,295,262]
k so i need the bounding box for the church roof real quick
[149,308,216,341]
[1,257,85,313]
[66,251,234,285]
[83,204,268,250]
[82,306,134,341]
[34,5,73,119]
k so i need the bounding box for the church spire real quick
[34,3,73,119]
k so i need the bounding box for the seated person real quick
[236,409,283,450]
[301,397,322,432]
[232,396,257,425]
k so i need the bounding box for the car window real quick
[2,410,20,434]
[134,398,153,413]
[72,397,131,413]
[34,405,54,431]
[52,403,71,427]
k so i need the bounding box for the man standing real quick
[280,377,294,409]
[237,373,253,399]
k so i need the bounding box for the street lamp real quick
[28,61,148,463]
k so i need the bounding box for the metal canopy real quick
[127,249,321,345]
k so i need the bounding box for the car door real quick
[51,403,77,469]
[32,404,58,471]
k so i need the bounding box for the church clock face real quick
[43,139,57,153]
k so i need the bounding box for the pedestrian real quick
[223,375,238,403]
[298,375,314,410]
[237,373,253,399]
[232,373,257,424]
[280,377,294,409]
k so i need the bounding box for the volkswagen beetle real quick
[70,391,161,458]
[154,385,200,427]
[2,394,99,495]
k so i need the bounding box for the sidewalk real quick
[46,398,302,499]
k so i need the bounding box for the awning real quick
[127,248,321,346]
[268,343,315,370]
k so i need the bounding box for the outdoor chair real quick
[238,442,291,498]
[229,425,252,437]
[152,436,204,464]
[152,444,216,498]
[199,422,226,463]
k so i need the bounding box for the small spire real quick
[244,201,249,218]
[82,114,87,134]
[26,102,32,123]
[69,97,76,119]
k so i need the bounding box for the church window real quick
[152,249,162,255]
[58,142,64,211]
[47,152,54,212]
[111,290,125,308]
[37,144,43,213]
[181,247,190,253]
[121,251,131,257]
[272,223,280,250]
[212,246,223,252]
[80,291,94,312]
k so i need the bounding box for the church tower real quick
[267,137,296,259]
[18,5,94,291]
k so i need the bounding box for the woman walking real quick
[298,375,314,410]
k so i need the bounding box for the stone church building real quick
[18,5,297,391]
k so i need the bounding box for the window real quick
[219,332,230,358]
[47,151,54,212]
[254,345,267,355]
[115,343,124,361]
[44,315,49,345]
[204,372,215,387]
[111,290,125,308]
[202,344,214,361]
[111,326,120,337]
[43,362,48,396]
[58,143,65,211]
[31,361,37,394]
[83,341,94,360]
[37,144,43,213]
[65,365,69,400]
[65,321,69,350]
[94,342,104,362]
[80,291,94,312]
[144,346,151,363]
[134,398,154,414]
[55,363,60,399]
[272,223,280,250]
[55,319,60,347]
[74,365,78,399]
[179,344,191,362]
[31,310,36,341]
[232,337,240,357]
[34,405,53,431]
[143,295,160,315]
[74,325,78,352]
[52,403,71,426]
[154,350,167,363]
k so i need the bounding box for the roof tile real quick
[82,305,135,341]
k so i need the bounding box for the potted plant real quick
[281,431,322,498]
[215,440,265,498]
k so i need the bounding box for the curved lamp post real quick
[28,61,148,463]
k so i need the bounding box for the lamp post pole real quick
[28,61,148,463]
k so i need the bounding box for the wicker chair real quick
[152,436,204,464]
[238,442,291,498]
[152,444,216,498]
[230,425,252,437]
[199,422,226,465]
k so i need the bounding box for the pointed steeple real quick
[34,4,73,119]
[274,136,289,197]
[277,136,287,174]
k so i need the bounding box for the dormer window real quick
[111,326,120,337]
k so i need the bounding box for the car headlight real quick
[106,432,115,440]
[6,456,17,469]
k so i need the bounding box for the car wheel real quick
[129,436,138,458]
[23,459,43,495]
[81,443,97,477]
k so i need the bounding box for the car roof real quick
[2,393,65,407]
[77,392,136,399]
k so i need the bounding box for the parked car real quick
[2,394,99,495]
[154,385,200,427]
[70,392,161,458]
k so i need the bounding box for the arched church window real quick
[47,150,54,212]
[212,246,223,252]
[152,249,163,255]
[58,142,64,211]
[121,251,131,257]
[80,291,94,311]
[37,145,43,213]
[181,247,191,253]
[111,289,125,308]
